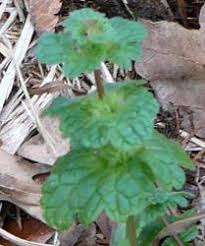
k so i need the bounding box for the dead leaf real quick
[17,117,70,165]
[59,224,96,246]
[29,81,69,96]
[0,149,50,222]
[0,216,54,246]
[136,3,205,138]
[96,212,115,242]
[27,0,62,33]
[75,223,96,246]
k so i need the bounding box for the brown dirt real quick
[60,0,205,29]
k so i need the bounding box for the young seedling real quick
[36,8,195,245]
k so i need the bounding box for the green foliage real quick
[63,8,113,43]
[36,8,147,78]
[37,6,196,245]
[42,146,155,230]
[46,81,159,150]
[111,211,198,246]
[111,224,129,246]
[107,17,146,68]
[137,210,198,246]
[138,132,194,190]
[42,131,193,230]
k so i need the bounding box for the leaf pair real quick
[36,8,147,78]
[42,80,194,230]
[46,81,159,150]
[42,131,193,230]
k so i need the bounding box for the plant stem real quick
[126,215,137,246]
[94,69,105,99]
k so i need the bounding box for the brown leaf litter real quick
[27,0,62,33]
[17,117,70,165]
[0,216,54,246]
[136,3,205,139]
[0,149,49,222]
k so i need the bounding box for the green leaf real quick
[36,32,72,64]
[139,131,194,190]
[37,33,106,78]
[162,225,198,246]
[36,8,147,77]
[137,191,188,234]
[162,239,190,246]
[180,226,198,242]
[111,224,129,246]
[138,209,198,246]
[63,41,106,78]
[42,147,157,230]
[46,81,159,150]
[138,218,163,246]
[108,17,147,68]
[63,8,114,43]
[138,219,197,246]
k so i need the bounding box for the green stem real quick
[126,215,137,246]
[94,69,105,99]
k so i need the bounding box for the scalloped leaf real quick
[36,8,147,77]
[37,33,106,78]
[139,131,194,190]
[46,81,159,150]
[63,8,114,43]
[36,32,72,64]
[108,17,147,68]
[63,41,106,77]
[137,191,188,232]
[42,147,156,230]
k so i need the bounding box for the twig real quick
[121,0,136,19]
[0,15,34,113]
[15,63,58,157]
[126,215,137,246]
[177,0,188,27]
[153,210,205,246]
[94,69,105,99]
[0,0,9,19]
[14,0,25,22]
[29,81,69,95]
[161,217,184,246]
[179,130,205,148]
[0,9,17,36]
[160,0,175,19]
[101,62,114,83]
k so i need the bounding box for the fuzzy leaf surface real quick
[108,17,147,68]
[36,8,147,77]
[42,147,156,230]
[137,191,188,232]
[36,32,72,64]
[46,81,159,150]
[63,8,114,43]
[37,33,106,78]
[139,131,194,190]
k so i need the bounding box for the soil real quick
[60,0,171,21]
[60,0,205,28]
